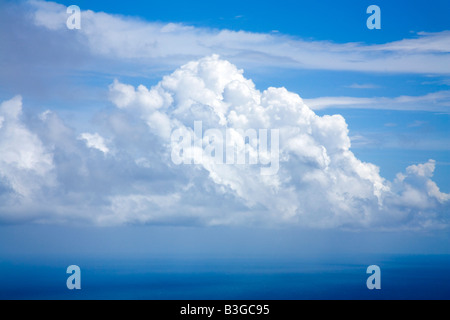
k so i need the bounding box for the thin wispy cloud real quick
[346,83,380,89]
[0,1,448,231]
[304,91,450,112]
[21,0,450,75]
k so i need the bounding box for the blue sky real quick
[0,0,449,260]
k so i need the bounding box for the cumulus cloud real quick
[0,96,54,198]
[0,56,448,230]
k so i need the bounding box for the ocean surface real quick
[0,254,449,300]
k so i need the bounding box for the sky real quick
[0,0,449,260]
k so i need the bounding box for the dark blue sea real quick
[0,254,449,300]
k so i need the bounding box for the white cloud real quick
[375,31,450,53]
[0,56,448,230]
[103,55,448,229]
[0,96,55,198]
[108,79,174,139]
[78,133,110,154]
[386,160,450,229]
[304,90,450,112]
[25,0,450,75]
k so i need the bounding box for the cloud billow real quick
[0,56,448,230]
